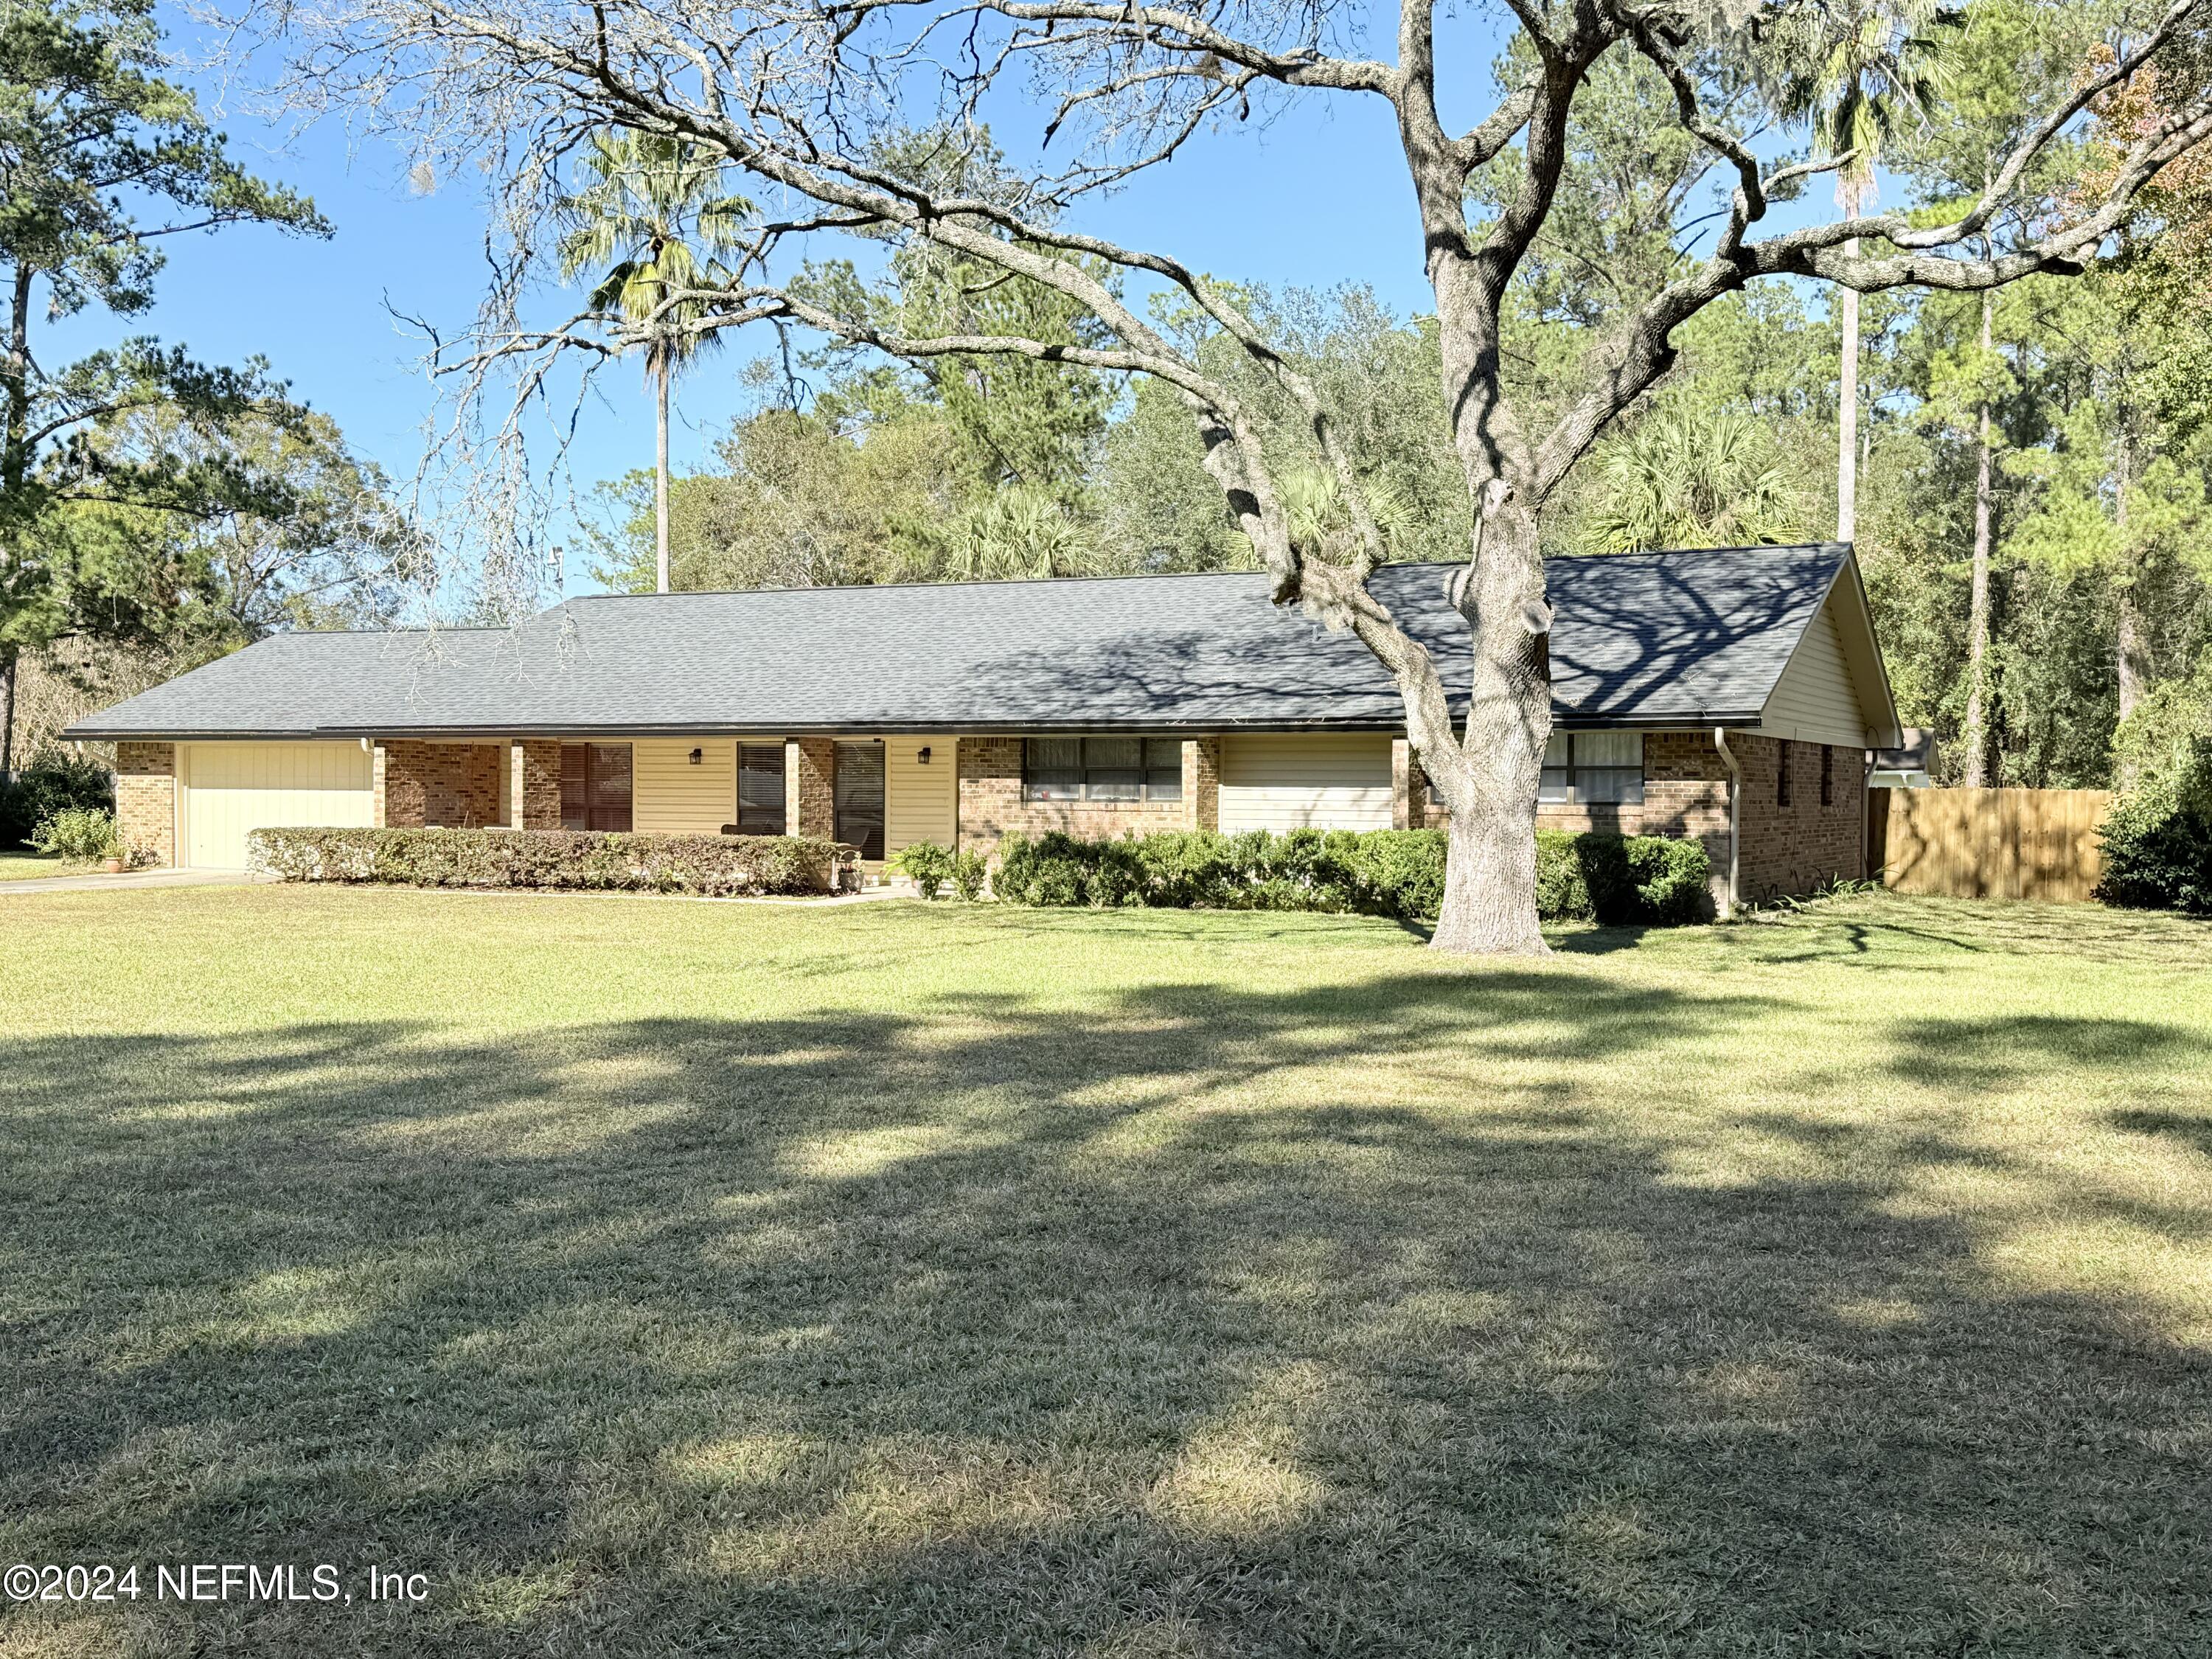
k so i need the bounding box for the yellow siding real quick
[1219,734,1393,832]
[632,738,737,835]
[886,737,956,852]
[1761,597,1871,747]
[180,740,373,869]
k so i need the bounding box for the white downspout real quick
[1713,726,1742,920]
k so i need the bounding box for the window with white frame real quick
[1023,737,1183,802]
[1539,731,1644,805]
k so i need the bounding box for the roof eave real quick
[63,709,1775,743]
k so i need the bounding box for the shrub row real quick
[247,826,856,897]
[902,827,1709,924]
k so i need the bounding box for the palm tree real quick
[560,130,750,593]
[1767,0,1954,543]
[1576,406,1808,554]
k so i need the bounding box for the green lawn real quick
[1,888,2208,1656]
[0,849,76,880]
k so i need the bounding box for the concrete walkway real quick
[0,867,267,896]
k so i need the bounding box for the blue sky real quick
[53,6,1845,594]
[57,13,1478,549]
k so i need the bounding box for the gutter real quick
[64,711,1778,745]
[1713,726,1742,920]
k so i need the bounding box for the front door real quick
[833,741,885,860]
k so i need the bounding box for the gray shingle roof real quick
[66,543,1857,740]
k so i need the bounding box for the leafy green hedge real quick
[2097,787,2212,913]
[950,827,1708,924]
[2096,681,2212,913]
[247,827,855,897]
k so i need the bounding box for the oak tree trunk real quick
[1427,499,1551,957]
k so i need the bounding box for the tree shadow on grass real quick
[1,969,2209,1656]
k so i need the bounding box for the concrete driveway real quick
[0,867,267,896]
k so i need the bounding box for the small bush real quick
[2097,786,2212,913]
[987,826,1706,924]
[1,751,114,848]
[950,848,989,901]
[896,839,956,900]
[30,806,122,862]
[248,827,854,897]
[1625,834,1711,925]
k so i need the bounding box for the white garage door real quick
[1219,734,1394,833]
[181,741,375,869]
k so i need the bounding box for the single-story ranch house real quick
[67,543,1901,909]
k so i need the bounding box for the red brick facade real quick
[1726,733,1867,902]
[376,740,504,829]
[114,740,175,866]
[1184,735,1221,832]
[117,727,1863,905]
[789,738,837,840]
[956,736,1211,855]
[1406,728,1864,908]
[512,740,563,830]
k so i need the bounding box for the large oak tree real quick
[259,0,2212,951]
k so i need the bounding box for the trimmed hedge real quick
[247,826,856,897]
[1535,828,1711,926]
[979,827,1709,924]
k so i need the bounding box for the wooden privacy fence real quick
[1869,787,2113,902]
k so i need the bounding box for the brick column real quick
[1392,740,1413,830]
[372,742,389,827]
[511,740,563,830]
[956,736,1020,855]
[789,737,836,839]
[1183,736,1221,831]
[115,741,176,866]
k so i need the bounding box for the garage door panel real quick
[182,741,374,868]
[1219,734,1393,832]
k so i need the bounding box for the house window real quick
[1023,737,1184,802]
[1820,744,1834,807]
[560,743,633,832]
[1777,745,1792,807]
[834,740,886,861]
[737,743,786,835]
[1538,732,1644,806]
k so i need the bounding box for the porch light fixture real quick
[918,746,932,765]
[688,748,703,765]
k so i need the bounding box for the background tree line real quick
[580,0,2211,796]
[0,0,411,780]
